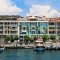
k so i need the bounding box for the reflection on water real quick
[0,49,60,60]
[35,50,45,54]
[0,51,4,54]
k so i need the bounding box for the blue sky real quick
[0,0,60,17]
[11,0,60,16]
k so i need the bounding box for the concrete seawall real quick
[1,43,60,50]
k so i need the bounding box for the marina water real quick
[0,49,60,60]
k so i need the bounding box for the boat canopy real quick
[35,38,43,42]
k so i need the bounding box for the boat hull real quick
[0,48,5,51]
[34,46,45,51]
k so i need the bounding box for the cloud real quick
[0,0,23,15]
[27,5,60,17]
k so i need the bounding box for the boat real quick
[0,39,5,51]
[45,41,52,50]
[0,47,5,52]
[34,38,45,51]
[52,41,60,50]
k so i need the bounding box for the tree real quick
[10,35,14,42]
[50,35,56,41]
[33,35,38,40]
[3,35,10,42]
[42,34,49,42]
[24,35,31,44]
[30,39,34,43]
[13,35,18,40]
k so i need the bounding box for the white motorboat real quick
[0,47,5,51]
[34,38,45,51]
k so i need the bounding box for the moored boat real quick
[34,38,45,51]
[45,41,52,50]
[0,47,5,51]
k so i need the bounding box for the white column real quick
[3,22,5,35]
[56,22,58,40]
[9,22,11,35]
[37,22,38,37]
[18,22,19,37]
[29,22,30,36]
[48,22,49,36]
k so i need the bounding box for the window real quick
[22,32,26,34]
[57,31,60,34]
[57,27,60,29]
[0,31,3,33]
[11,18,17,20]
[49,27,55,29]
[30,31,35,34]
[20,36,23,38]
[49,31,55,34]
[49,23,54,25]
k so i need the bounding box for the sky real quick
[0,0,60,17]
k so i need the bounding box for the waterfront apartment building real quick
[0,15,60,41]
[47,18,60,39]
[0,15,19,38]
[19,16,60,40]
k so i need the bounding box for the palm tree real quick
[33,35,38,40]
[13,35,18,40]
[10,35,14,42]
[3,35,10,43]
[50,35,56,41]
[24,35,31,44]
[42,34,49,42]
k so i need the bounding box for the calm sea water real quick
[0,49,60,60]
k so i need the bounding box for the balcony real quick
[49,31,56,34]
[11,31,17,34]
[11,25,17,27]
[22,30,26,32]
[49,25,56,27]
[49,29,56,31]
